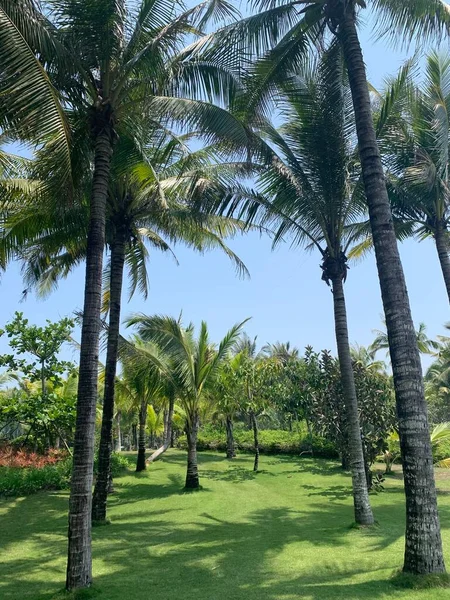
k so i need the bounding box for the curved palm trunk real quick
[147,394,175,464]
[92,229,126,523]
[434,223,450,305]
[250,410,259,472]
[332,275,374,524]
[226,415,236,459]
[136,401,148,472]
[339,10,445,573]
[66,128,113,591]
[185,413,199,489]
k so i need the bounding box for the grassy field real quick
[1,450,450,600]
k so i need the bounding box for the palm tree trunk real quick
[92,228,126,523]
[147,394,175,464]
[331,274,374,525]
[226,416,236,459]
[250,410,259,472]
[115,411,122,452]
[434,223,450,305]
[339,9,445,574]
[66,128,113,591]
[136,401,148,472]
[185,414,199,489]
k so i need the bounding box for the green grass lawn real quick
[1,450,450,600]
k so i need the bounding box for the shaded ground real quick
[1,451,450,600]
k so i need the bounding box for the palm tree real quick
[227,46,374,524]
[370,319,438,360]
[261,341,299,364]
[0,1,259,587]
[126,315,247,488]
[386,53,450,305]
[216,0,449,573]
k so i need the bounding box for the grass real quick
[1,450,450,600]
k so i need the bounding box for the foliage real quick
[0,456,72,496]
[0,312,74,388]
[0,450,129,497]
[177,428,338,458]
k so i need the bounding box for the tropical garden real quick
[2,0,450,598]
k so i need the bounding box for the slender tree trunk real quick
[339,10,445,573]
[305,416,314,457]
[132,423,137,450]
[250,410,259,472]
[91,229,126,523]
[147,394,175,464]
[331,275,374,525]
[226,416,236,459]
[115,411,122,452]
[66,128,113,591]
[185,414,199,489]
[136,401,148,472]
[434,223,450,305]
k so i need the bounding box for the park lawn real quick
[1,451,450,600]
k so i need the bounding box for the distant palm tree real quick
[370,319,438,359]
[126,315,247,488]
[261,342,299,364]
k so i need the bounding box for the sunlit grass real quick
[1,450,450,600]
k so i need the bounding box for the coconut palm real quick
[216,0,449,573]
[261,341,299,364]
[126,315,247,488]
[224,46,374,524]
[370,319,438,360]
[0,0,259,587]
[385,52,450,305]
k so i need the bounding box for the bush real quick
[0,457,72,496]
[176,428,338,458]
[94,451,130,477]
[0,449,130,497]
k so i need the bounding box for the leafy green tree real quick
[127,314,247,488]
[0,312,74,395]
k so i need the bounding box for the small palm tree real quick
[126,315,248,488]
[370,319,438,360]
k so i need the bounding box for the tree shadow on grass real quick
[3,453,450,600]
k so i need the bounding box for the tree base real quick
[92,519,111,527]
[391,571,450,589]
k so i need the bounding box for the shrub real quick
[0,447,129,496]
[0,457,72,496]
[177,428,338,458]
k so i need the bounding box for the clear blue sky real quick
[0,8,446,370]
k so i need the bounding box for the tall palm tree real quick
[386,53,450,305]
[126,315,247,488]
[216,0,449,573]
[0,0,258,587]
[261,341,299,364]
[226,46,375,524]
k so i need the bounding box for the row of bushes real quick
[0,449,130,497]
[177,428,338,458]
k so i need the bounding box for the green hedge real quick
[0,452,130,497]
[176,428,338,458]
